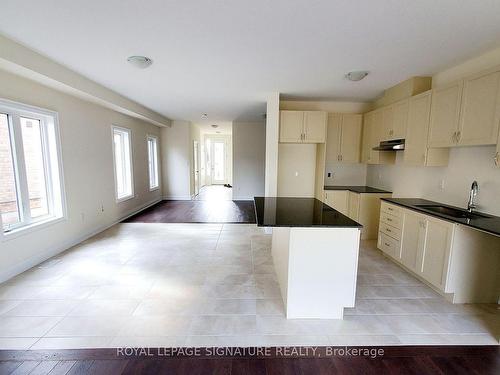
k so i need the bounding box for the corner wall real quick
[232,121,266,200]
[160,121,192,200]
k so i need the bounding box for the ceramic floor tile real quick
[30,336,114,349]
[0,337,40,350]
[0,316,61,337]
[118,316,192,337]
[68,299,141,316]
[46,316,128,337]
[4,300,79,317]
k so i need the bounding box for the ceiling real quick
[195,121,233,135]
[1,1,500,123]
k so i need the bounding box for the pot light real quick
[127,56,153,69]
[345,71,369,81]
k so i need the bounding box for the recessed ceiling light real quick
[201,113,208,119]
[127,56,153,69]
[345,71,369,81]
[211,124,218,128]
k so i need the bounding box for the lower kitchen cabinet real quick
[378,201,500,303]
[325,190,391,240]
[495,130,500,167]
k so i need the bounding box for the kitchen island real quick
[254,197,362,319]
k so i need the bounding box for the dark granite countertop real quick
[324,186,392,194]
[382,198,500,237]
[254,197,362,228]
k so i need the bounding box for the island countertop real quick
[254,197,362,228]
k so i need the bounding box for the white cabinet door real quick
[400,210,426,271]
[392,99,409,139]
[348,192,360,221]
[381,105,393,141]
[326,190,349,215]
[280,111,304,143]
[361,112,373,163]
[340,114,362,163]
[404,91,432,166]
[304,111,327,143]
[369,110,384,163]
[325,113,342,163]
[458,70,500,146]
[428,81,463,147]
[495,135,500,168]
[421,216,454,291]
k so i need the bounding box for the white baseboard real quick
[0,198,161,283]
[163,195,192,200]
[232,196,256,201]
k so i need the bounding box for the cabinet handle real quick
[387,207,393,211]
[340,155,343,161]
[384,242,391,247]
[495,152,500,166]
[386,228,392,233]
[456,131,461,142]
[452,131,456,143]
[387,218,393,222]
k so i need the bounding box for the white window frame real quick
[147,135,159,191]
[111,125,134,202]
[0,98,67,239]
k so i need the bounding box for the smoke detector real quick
[127,56,153,69]
[345,71,369,81]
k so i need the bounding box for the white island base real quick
[271,227,361,319]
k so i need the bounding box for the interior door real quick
[193,140,199,195]
[211,139,226,185]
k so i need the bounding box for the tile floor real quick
[0,223,498,349]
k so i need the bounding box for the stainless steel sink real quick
[415,205,490,220]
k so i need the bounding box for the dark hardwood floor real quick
[0,346,498,374]
[123,200,256,224]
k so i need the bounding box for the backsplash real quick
[324,162,367,186]
[366,145,500,216]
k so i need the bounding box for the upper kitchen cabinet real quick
[403,91,449,166]
[280,111,304,142]
[363,109,396,165]
[428,81,463,147]
[391,99,409,139]
[458,69,500,146]
[279,110,326,143]
[326,113,362,163]
[381,105,393,141]
[304,111,327,143]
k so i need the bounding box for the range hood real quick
[373,139,405,151]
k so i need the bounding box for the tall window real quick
[147,135,159,190]
[0,99,65,234]
[112,126,133,201]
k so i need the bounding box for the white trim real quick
[147,134,160,191]
[111,125,134,202]
[0,197,161,283]
[162,195,192,200]
[0,97,67,235]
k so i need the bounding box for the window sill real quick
[2,216,66,242]
[149,186,160,192]
[116,194,135,203]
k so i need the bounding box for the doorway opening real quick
[193,131,232,201]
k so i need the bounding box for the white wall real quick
[265,93,280,196]
[278,144,317,197]
[324,162,367,186]
[232,121,266,200]
[161,121,191,200]
[0,69,162,282]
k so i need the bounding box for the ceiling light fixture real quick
[345,71,369,81]
[201,113,208,119]
[127,56,153,69]
[211,124,218,128]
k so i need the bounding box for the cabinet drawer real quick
[380,211,402,229]
[381,202,403,218]
[378,232,401,259]
[379,221,401,240]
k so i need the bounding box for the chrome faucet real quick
[467,181,478,212]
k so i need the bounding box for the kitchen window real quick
[112,126,134,201]
[147,135,159,190]
[0,99,65,235]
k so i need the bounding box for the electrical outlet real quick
[327,172,332,178]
